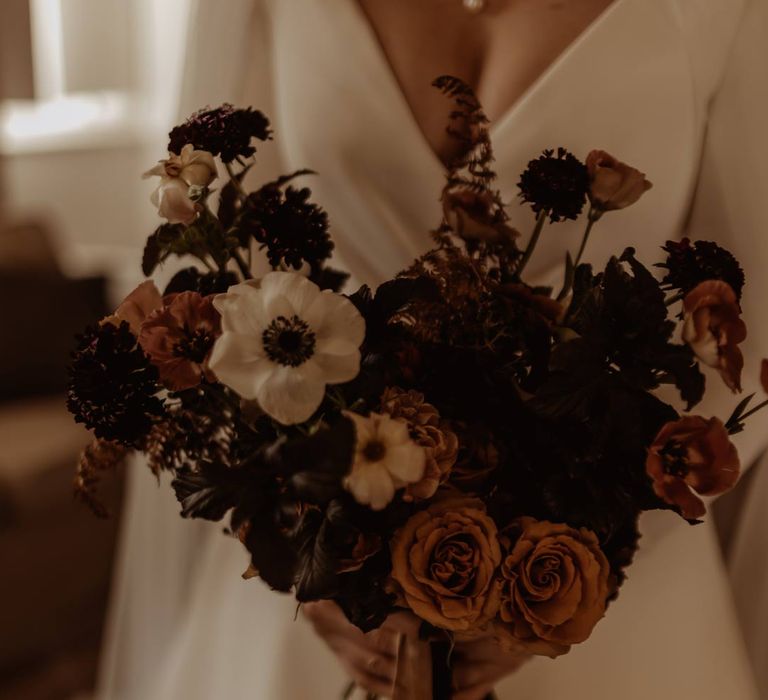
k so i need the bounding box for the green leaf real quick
[141,223,184,276]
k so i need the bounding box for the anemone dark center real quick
[660,439,690,477]
[262,315,316,367]
[362,440,386,462]
[174,327,215,363]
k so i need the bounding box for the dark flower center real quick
[362,440,386,462]
[262,315,316,367]
[174,327,215,363]
[660,439,690,477]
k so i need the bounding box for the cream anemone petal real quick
[385,443,426,484]
[208,332,270,399]
[346,411,375,447]
[315,291,366,348]
[312,350,361,384]
[364,466,397,511]
[260,271,320,318]
[255,364,326,425]
[347,464,395,511]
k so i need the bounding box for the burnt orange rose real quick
[442,188,518,242]
[390,498,501,632]
[646,415,740,520]
[495,518,611,658]
[682,280,746,392]
[585,149,652,212]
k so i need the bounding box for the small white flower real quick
[209,271,365,425]
[344,412,426,511]
[143,144,218,225]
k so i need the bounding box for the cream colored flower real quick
[344,412,426,510]
[143,144,217,225]
[209,272,365,425]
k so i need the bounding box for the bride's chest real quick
[266,0,734,279]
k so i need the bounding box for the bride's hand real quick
[450,635,530,700]
[303,600,528,699]
[303,600,420,696]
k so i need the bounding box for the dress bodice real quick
[267,0,742,288]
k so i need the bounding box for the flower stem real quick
[225,162,249,201]
[516,208,549,280]
[574,208,601,267]
[665,291,685,307]
[556,209,601,301]
[231,248,252,279]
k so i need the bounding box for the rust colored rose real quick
[102,280,163,336]
[682,280,746,392]
[380,387,458,501]
[585,150,652,212]
[390,498,502,632]
[495,518,611,658]
[442,188,518,242]
[139,291,221,391]
[404,422,459,501]
[646,415,740,520]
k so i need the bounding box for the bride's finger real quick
[452,683,495,700]
[452,660,510,693]
[333,635,398,682]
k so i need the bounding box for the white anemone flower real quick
[143,144,218,225]
[209,271,365,425]
[344,412,426,511]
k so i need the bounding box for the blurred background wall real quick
[0,2,192,698]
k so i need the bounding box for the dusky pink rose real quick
[585,150,652,212]
[682,280,746,392]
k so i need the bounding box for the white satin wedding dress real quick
[98,1,768,698]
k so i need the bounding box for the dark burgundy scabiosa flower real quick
[658,238,745,301]
[241,185,332,270]
[168,104,271,164]
[518,147,589,222]
[67,322,165,447]
[139,292,222,392]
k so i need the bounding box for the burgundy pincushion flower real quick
[241,185,332,270]
[658,238,745,301]
[139,292,222,391]
[518,148,589,222]
[67,322,165,446]
[168,104,271,164]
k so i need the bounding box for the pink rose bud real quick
[585,150,652,212]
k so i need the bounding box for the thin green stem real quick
[224,161,249,201]
[231,248,252,279]
[665,291,684,307]
[556,209,601,301]
[196,255,216,273]
[516,209,549,280]
[574,208,601,267]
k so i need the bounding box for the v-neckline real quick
[340,0,631,171]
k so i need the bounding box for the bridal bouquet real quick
[68,77,763,697]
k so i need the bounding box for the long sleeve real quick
[686,0,768,470]
[95,3,279,698]
[685,1,768,695]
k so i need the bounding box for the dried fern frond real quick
[74,439,129,518]
[432,75,498,194]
